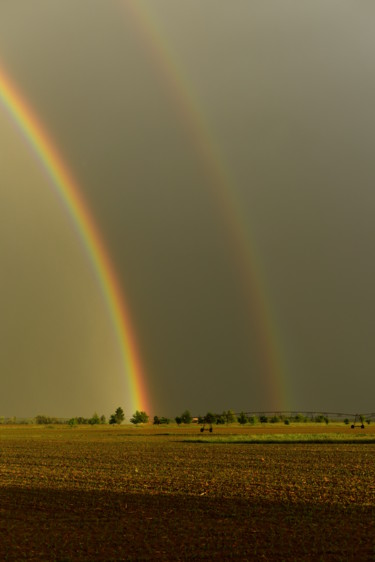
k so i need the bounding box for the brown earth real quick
[1,424,375,561]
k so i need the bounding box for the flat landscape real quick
[1,423,375,561]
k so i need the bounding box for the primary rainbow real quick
[124,1,290,410]
[0,64,150,415]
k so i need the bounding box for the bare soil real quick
[1,424,375,561]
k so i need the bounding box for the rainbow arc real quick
[0,64,150,414]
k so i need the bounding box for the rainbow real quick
[0,64,150,415]
[123,2,290,410]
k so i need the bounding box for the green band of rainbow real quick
[0,64,150,415]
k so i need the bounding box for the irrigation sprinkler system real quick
[198,411,375,432]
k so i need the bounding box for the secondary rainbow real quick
[124,1,290,410]
[0,64,150,415]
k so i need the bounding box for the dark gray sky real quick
[1,1,375,418]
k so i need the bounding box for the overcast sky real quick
[1,1,375,418]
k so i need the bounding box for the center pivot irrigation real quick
[197,411,375,432]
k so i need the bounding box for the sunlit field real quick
[1,424,375,561]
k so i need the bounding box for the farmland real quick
[1,424,375,561]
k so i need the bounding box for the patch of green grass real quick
[183,433,375,444]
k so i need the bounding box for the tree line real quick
[29,409,370,427]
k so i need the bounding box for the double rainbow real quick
[1,2,291,413]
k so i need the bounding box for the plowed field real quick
[1,425,375,561]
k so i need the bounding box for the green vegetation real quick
[184,433,375,444]
[130,410,149,424]
[237,411,248,425]
[109,407,125,425]
[153,416,170,425]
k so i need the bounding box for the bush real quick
[237,412,248,425]
[130,411,149,424]
[222,410,236,424]
[204,412,217,424]
[181,410,193,424]
[89,413,100,425]
[284,419,290,425]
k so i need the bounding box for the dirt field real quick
[1,424,375,561]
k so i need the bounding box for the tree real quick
[181,410,193,424]
[237,412,248,425]
[153,416,161,425]
[89,412,100,425]
[130,410,149,424]
[223,410,236,424]
[109,407,125,425]
[204,412,216,424]
[175,416,182,425]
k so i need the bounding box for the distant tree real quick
[75,417,86,425]
[259,415,268,424]
[223,410,236,424]
[204,412,216,424]
[237,412,248,425]
[89,412,100,425]
[109,407,125,425]
[216,415,226,425]
[181,410,193,424]
[153,416,161,425]
[36,415,49,425]
[100,415,106,424]
[175,416,182,425]
[36,415,60,425]
[115,407,125,423]
[160,417,170,424]
[284,419,290,425]
[68,418,78,427]
[130,410,149,424]
[270,415,280,423]
[344,418,350,425]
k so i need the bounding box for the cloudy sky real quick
[1,1,375,418]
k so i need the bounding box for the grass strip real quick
[182,433,375,444]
